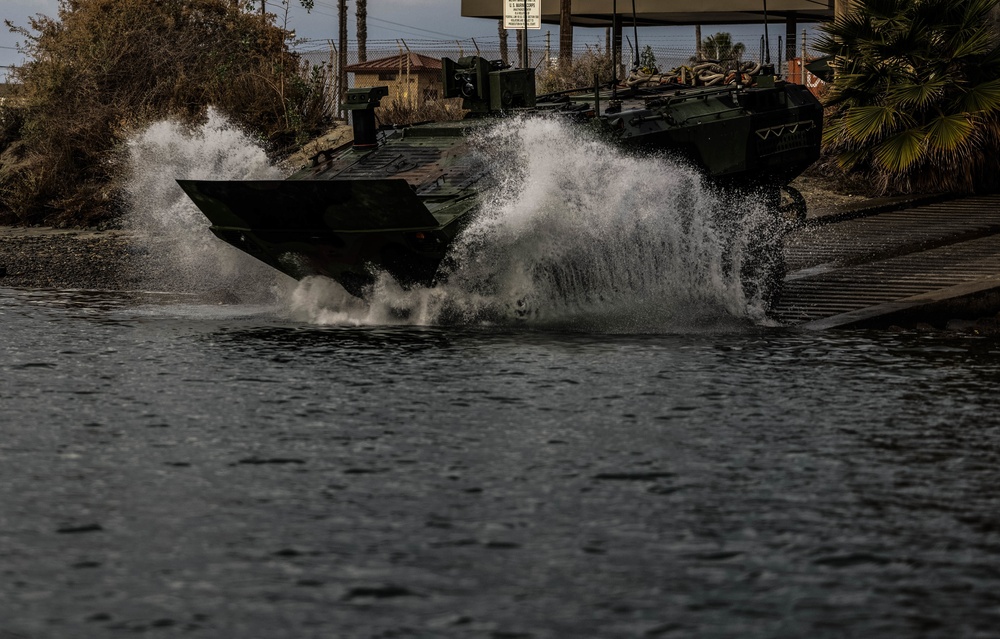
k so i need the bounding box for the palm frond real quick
[873,127,926,173]
[956,78,1000,113]
[865,0,910,26]
[956,0,1000,29]
[833,65,902,106]
[950,27,996,60]
[821,115,849,147]
[835,146,871,172]
[885,79,947,109]
[843,104,904,143]
[923,113,975,154]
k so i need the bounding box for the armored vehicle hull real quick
[178,57,822,305]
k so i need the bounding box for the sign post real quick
[504,0,541,68]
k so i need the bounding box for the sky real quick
[1,1,817,77]
[1,0,550,72]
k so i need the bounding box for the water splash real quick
[288,117,777,332]
[124,111,777,331]
[123,109,289,299]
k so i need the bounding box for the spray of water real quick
[289,117,776,332]
[125,111,777,331]
[123,109,290,300]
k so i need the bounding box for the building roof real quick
[345,52,443,74]
[461,0,835,27]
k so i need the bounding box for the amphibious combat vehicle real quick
[178,56,822,306]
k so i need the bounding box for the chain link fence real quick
[294,31,829,118]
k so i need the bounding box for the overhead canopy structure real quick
[461,0,837,27]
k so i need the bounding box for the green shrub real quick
[375,97,466,126]
[818,0,1000,194]
[1,0,332,226]
[537,48,616,95]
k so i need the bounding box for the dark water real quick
[2,287,1000,638]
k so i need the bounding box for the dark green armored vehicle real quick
[178,56,822,306]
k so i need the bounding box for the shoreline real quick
[4,178,983,334]
[0,175,917,292]
[0,227,143,291]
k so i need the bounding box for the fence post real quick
[334,40,340,117]
[329,39,342,119]
[801,28,807,86]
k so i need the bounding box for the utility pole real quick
[499,20,509,67]
[521,0,529,68]
[559,0,572,66]
[338,0,348,118]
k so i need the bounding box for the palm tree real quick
[356,0,366,63]
[560,0,572,66]
[700,32,745,64]
[818,0,1000,193]
[337,0,347,117]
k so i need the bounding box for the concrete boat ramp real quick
[775,194,1000,330]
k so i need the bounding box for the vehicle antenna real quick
[611,0,618,98]
[632,0,640,68]
[762,0,771,65]
[522,0,529,68]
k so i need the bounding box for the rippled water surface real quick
[3,287,1000,638]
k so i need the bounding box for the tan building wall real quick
[351,71,444,107]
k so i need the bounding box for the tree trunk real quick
[695,24,702,60]
[835,0,854,20]
[559,0,572,65]
[499,20,509,67]
[356,0,367,62]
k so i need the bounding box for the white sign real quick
[504,0,541,30]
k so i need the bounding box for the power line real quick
[306,1,470,40]
[367,16,465,39]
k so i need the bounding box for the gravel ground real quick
[0,227,144,290]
